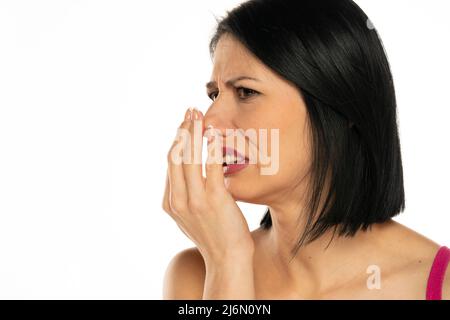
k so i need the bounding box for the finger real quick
[162,171,171,214]
[164,169,189,233]
[167,108,192,214]
[205,125,226,192]
[182,108,205,197]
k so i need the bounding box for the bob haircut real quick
[209,0,405,253]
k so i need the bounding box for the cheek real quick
[224,125,311,204]
[257,127,310,195]
[223,97,311,202]
[281,125,311,178]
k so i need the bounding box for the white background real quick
[0,0,449,299]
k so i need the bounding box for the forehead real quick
[211,34,268,81]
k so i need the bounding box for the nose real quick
[203,98,236,137]
[202,97,251,156]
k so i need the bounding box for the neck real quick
[259,200,393,296]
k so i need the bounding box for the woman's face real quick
[204,34,311,207]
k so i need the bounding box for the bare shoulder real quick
[163,247,206,300]
[377,221,447,298]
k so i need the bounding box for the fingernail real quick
[206,125,215,143]
[205,124,214,136]
[185,108,191,120]
[193,108,199,120]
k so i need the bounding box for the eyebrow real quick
[206,76,260,91]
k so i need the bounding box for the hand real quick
[162,107,254,266]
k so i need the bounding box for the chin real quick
[224,172,271,205]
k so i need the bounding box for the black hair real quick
[209,0,405,253]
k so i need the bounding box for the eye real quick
[207,87,260,101]
[236,87,259,100]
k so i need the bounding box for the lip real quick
[222,146,249,176]
[223,162,249,176]
[222,146,248,161]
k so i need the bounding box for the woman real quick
[162,0,450,299]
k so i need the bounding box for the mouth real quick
[222,146,249,176]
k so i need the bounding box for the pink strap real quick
[426,246,450,300]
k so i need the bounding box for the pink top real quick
[426,246,450,300]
